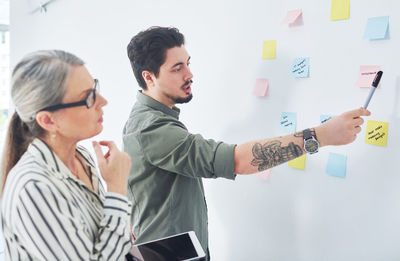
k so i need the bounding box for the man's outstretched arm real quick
[234,107,370,174]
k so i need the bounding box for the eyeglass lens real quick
[87,80,99,108]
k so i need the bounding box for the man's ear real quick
[35,111,57,133]
[142,70,156,88]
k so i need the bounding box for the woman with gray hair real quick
[1,50,133,260]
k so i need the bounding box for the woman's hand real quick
[92,141,131,196]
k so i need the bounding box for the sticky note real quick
[326,153,347,178]
[253,79,269,96]
[262,40,276,59]
[0,109,7,128]
[291,58,310,78]
[330,0,350,21]
[281,9,303,25]
[320,114,333,124]
[255,169,272,181]
[363,16,389,40]
[279,112,296,134]
[355,65,381,88]
[365,120,389,146]
[288,154,306,170]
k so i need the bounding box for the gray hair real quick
[11,50,84,135]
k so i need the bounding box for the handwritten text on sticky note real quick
[320,114,334,124]
[365,120,389,146]
[279,112,296,134]
[291,58,310,78]
[355,65,381,88]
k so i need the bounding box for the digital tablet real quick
[125,231,206,261]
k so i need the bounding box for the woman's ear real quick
[35,111,57,133]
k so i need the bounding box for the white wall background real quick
[10,0,400,260]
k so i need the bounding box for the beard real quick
[174,93,193,104]
[165,79,193,104]
[165,92,193,104]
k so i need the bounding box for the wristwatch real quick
[303,128,319,154]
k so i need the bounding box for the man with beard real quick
[123,26,370,260]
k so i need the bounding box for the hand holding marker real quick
[363,71,383,109]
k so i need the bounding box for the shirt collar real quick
[28,139,100,192]
[136,91,180,119]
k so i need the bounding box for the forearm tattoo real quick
[251,140,303,171]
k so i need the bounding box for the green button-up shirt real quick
[123,91,236,255]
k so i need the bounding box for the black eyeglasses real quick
[39,79,99,112]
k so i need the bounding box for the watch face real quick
[305,139,319,153]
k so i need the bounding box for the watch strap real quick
[303,128,312,140]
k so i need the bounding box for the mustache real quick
[182,79,193,88]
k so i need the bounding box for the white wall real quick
[10,0,400,260]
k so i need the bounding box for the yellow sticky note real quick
[288,154,306,170]
[262,40,276,59]
[330,0,350,21]
[365,120,389,146]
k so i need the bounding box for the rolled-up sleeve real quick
[139,118,236,180]
[213,141,236,179]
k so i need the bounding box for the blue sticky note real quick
[0,109,8,129]
[291,57,309,78]
[326,153,347,178]
[320,114,333,124]
[363,16,389,40]
[279,112,296,134]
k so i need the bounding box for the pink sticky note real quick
[281,9,303,25]
[255,169,272,181]
[253,79,269,96]
[355,65,381,88]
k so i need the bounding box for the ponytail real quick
[0,112,33,195]
[2,50,83,195]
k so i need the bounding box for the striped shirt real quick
[1,138,132,260]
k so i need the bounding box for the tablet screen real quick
[126,233,203,261]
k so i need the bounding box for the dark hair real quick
[127,26,185,89]
[0,112,37,193]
